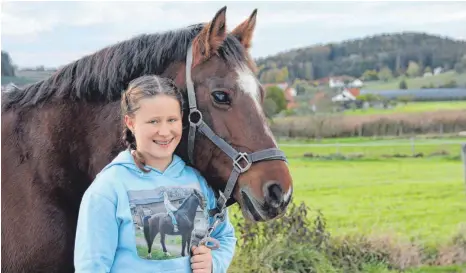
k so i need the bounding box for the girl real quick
[163,191,179,233]
[74,75,237,273]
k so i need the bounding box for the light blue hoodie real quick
[74,150,237,273]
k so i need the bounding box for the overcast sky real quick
[2,1,466,68]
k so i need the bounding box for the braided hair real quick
[121,75,185,173]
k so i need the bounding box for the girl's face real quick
[125,94,183,167]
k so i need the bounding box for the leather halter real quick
[184,44,288,218]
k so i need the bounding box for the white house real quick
[349,79,364,87]
[331,89,357,102]
[434,67,443,75]
[329,78,345,88]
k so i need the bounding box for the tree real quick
[263,98,277,119]
[275,67,289,82]
[303,62,314,80]
[362,69,378,81]
[406,61,420,77]
[454,54,466,74]
[378,67,393,82]
[255,33,466,84]
[1,51,15,77]
[399,78,408,89]
[265,86,287,115]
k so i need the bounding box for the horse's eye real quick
[211,91,231,105]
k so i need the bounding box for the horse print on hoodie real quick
[128,186,209,260]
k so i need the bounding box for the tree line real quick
[2,51,15,77]
[255,32,466,84]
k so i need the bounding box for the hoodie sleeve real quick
[200,180,237,272]
[74,188,119,273]
[193,169,237,273]
[209,208,237,273]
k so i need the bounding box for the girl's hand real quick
[190,245,212,273]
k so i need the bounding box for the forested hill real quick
[255,32,466,84]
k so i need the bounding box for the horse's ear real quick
[231,9,257,50]
[193,6,227,65]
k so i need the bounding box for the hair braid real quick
[122,127,150,173]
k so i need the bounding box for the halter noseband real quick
[184,44,288,218]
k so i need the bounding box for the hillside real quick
[255,32,466,84]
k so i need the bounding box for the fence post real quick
[462,143,466,186]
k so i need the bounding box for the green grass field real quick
[248,139,466,246]
[278,137,465,159]
[229,138,466,272]
[287,157,465,245]
[344,101,466,116]
[364,71,466,90]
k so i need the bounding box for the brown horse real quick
[1,6,293,273]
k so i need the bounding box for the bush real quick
[270,110,466,139]
[229,202,466,273]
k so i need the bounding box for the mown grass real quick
[364,71,466,90]
[228,140,466,245]
[286,157,465,246]
[278,138,464,159]
[228,139,466,272]
[345,101,466,116]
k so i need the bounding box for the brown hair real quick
[121,75,184,172]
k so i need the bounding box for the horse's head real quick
[175,7,293,222]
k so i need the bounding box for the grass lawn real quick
[230,140,466,246]
[287,157,465,245]
[278,137,465,159]
[344,101,466,116]
[364,71,466,90]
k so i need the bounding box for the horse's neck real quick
[86,101,125,178]
[177,196,199,217]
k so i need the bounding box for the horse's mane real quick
[2,23,247,111]
[178,189,205,211]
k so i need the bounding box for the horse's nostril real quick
[266,182,283,208]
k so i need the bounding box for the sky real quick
[2,1,466,68]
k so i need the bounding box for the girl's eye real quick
[211,91,231,105]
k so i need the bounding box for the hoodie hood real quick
[101,149,186,178]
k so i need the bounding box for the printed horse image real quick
[1,7,294,273]
[143,190,205,258]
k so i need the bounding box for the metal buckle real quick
[233,152,252,173]
[188,109,203,126]
[199,237,220,250]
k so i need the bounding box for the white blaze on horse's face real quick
[235,64,278,147]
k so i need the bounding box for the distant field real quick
[228,139,466,246]
[2,70,56,87]
[278,137,465,159]
[345,101,466,116]
[364,71,466,90]
[286,157,465,245]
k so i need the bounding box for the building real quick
[331,88,360,102]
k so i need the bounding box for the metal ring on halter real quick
[199,237,220,250]
[233,152,252,173]
[188,109,203,126]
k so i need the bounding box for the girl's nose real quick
[158,123,171,136]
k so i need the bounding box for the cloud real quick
[2,1,466,67]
